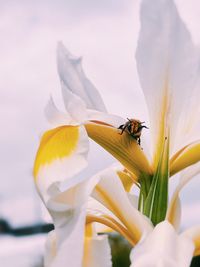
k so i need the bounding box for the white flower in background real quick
[33,0,200,266]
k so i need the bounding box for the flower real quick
[33,0,200,266]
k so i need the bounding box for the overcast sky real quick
[0,0,200,228]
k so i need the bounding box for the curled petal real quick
[33,125,88,200]
[57,42,106,113]
[42,180,96,267]
[92,168,153,245]
[37,171,100,267]
[167,163,200,231]
[182,226,200,257]
[85,122,152,177]
[130,221,194,267]
[170,140,200,176]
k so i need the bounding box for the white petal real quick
[43,172,100,267]
[92,167,152,244]
[182,225,200,257]
[87,197,116,233]
[35,126,89,201]
[87,109,125,128]
[130,221,194,267]
[44,96,73,126]
[57,42,106,112]
[34,125,94,266]
[167,162,200,230]
[44,230,57,267]
[83,233,112,267]
[60,82,88,124]
[136,0,200,156]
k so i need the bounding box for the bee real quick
[118,118,148,145]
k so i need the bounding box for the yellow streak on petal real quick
[117,170,137,192]
[95,184,141,244]
[85,223,93,238]
[86,214,135,246]
[183,226,200,257]
[85,123,152,176]
[170,141,200,176]
[190,228,200,256]
[83,223,94,267]
[166,191,181,230]
[33,126,79,178]
[153,86,169,170]
[194,239,200,257]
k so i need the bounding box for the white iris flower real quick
[33,0,200,266]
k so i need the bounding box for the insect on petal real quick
[85,122,152,178]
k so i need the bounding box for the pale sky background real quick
[0,0,200,229]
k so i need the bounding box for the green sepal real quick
[143,137,169,225]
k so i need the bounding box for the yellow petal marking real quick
[194,237,200,257]
[85,122,152,177]
[183,226,200,257]
[153,82,169,170]
[167,165,200,230]
[117,170,137,192]
[34,126,79,178]
[94,184,141,244]
[166,191,181,230]
[170,141,200,176]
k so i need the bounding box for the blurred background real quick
[0,0,200,266]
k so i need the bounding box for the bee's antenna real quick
[127,118,131,122]
[141,121,145,124]
[141,125,149,129]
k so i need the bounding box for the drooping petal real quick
[167,162,200,231]
[33,125,93,267]
[85,122,152,177]
[182,226,200,257]
[83,224,112,267]
[170,140,200,176]
[57,42,106,113]
[136,0,200,164]
[92,168,153,245]
[34,125,88,200]
[130,221,194,267]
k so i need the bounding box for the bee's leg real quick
[138,137,141,146]
[120,126,126,135]
[118,125,124,129]
[118,125,126,135]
